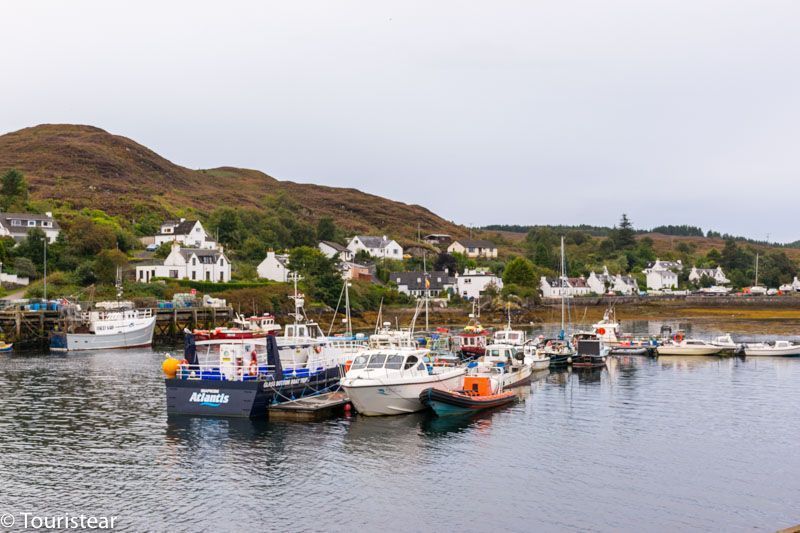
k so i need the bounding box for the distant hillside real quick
[0,124,467,243]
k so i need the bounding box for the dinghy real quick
[420,376,516,416]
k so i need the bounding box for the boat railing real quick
[175,362,307,382]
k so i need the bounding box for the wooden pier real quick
[0,306,234,346]
[267,391,351,422]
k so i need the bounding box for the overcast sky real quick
[2,1,798,241]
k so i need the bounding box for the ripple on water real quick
[1,345,800,531]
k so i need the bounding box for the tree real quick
[0,169,28,210]
[609,214,636,250]
[66,216,116,256]
[93,249,128,284]
[14,229,48,266]
[288,246,342,306]
[13,257,36,278]
[316,217,336,242]
[154,242,173,259]
[434,252,457,273]
[503,257,536,287]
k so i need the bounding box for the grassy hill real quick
[0,124,467,243]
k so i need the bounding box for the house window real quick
[11,220,21,226]
[219,272,224,282]
[220,258,224,266]
[206,272,211,281]
[192,271,196,280]
[169,270,179,278]
[192,258,196,266]
[27,220,35,227]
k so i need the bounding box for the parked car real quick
[146,243,159,252]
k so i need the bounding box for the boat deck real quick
[267,391,351,422]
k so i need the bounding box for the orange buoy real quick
[344,360,353,373]
[162,358,180,378]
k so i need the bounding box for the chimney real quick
[45,211,53,218]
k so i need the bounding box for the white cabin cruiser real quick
[743,340,800,357]
[341,349,465,416]
[474,343,533,388]
[656,339,723,356]
[711,334,741,351]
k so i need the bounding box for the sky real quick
[1,1,799,241]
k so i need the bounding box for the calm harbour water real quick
[1,322,799,532]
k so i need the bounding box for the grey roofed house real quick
[320,240,347,252]
[0,212,61,242]
[391,270,455,292]
[453,238,496,249]
[356,235,393,249]
[178,248,225,264]
[160,219,198,236]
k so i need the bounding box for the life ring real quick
[179,359,188,366]
[597,327,606,335]
[673,333,684,342]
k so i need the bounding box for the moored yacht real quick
[656,338,723,356]
[341,349,465,416]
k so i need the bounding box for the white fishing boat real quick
[494,304,527,347]
[656,339,723,356]
[743,340,800,357]
[51,302,156,352]
[522,341,551,369]
[341,349,465,416]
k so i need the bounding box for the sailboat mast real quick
[344,280,352,337]
[423,252,429,331]
[755,253,759,286]
[560,236,565,335]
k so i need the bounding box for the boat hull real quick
[165,367,341,418]
[60,317,157,351]
[0,344,12,353]
[744,347,800,357]
[656,346,722,356]
[420,388,516,416]
[572,355,607,368]
[343,369,465,416]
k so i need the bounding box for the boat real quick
[419,375,516,416]
[522,340,551,369]
[473,343,533,388]
[656,338,723,356]
[163,330,342,418]
[743,340,800,357]
[571,335,607,368]
[608,343,651,356]
[711,333,742,353]
[0,342,12,353]
[341,348,465,416]
[453,302,490,359]
[536,337,574,366]
[50,302,157,352]
[493,304,527,347]
[593,307,658,352]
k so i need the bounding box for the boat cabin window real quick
[404,355,419,369]
[385,354,404,369]
[286,326,295,337]
[367,354,387,368]
[351,355,370,370]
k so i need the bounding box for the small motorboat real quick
[711,334,741,352]
[419,376,517,417]
[608,344,651,356]
[0,342,13,353]
[743,340,800,357]
[656,338,723,356]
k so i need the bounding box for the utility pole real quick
[43,238,48,302]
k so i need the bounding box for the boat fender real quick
[248,355,258,377]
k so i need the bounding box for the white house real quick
[643,258,682,290]
[347,235,403,260]
[688,266,729,285]
[154,219,216,249]
[136,243,231,283]
[391,270,455,298]
[0,212,60,243]
[587,267,614,295]
[540,276,592,298]
[447,239,498,259]
[456,269,503,300]
[318,241,353,262]
[587,267,640,295]
[257,251,291,282]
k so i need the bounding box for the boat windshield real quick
[385,354,404,369]
[351,354,370,370]
[367,354,387,368]
[350,353,419,370]
[486,348,507,358]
